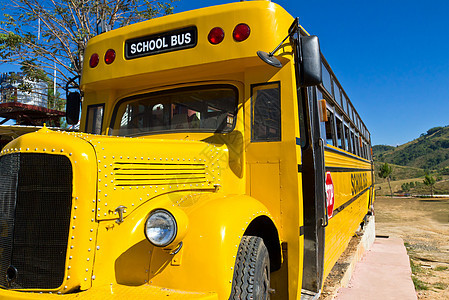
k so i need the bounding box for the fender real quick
[92,192,280,300]
[152,193,281,299]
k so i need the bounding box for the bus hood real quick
[1,128,225,223]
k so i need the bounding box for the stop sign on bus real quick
[325,172,335,219]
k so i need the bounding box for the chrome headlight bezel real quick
[144,209,178,247]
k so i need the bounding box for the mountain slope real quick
[373,126,449,170]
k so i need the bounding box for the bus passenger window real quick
[321,62,332,94]
[325,109,335,146]
[335,117,344,149]
[354,134,360,156]
[350,130,356,154]
[344,125,351,153]
[333,80,341,107]
[251,82,281,142]
[86,104,104,134]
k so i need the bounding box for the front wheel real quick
[230,236,270,300]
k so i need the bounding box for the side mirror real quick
[66,92,81,125]
[299,35,322,87]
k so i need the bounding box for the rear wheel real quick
[230,236,270,300]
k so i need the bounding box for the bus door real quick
[297,86,327,298]
[289,28,327,297]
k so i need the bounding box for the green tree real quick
[378,162,393,196]
[401,183,410,193]
[423,173,436,197]
[0,0,177,93]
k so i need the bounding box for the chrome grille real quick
[0,153,72,289]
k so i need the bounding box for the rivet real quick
[90,238,93,241]
[84,278,87,281]
[87,258,90,261]
[67,276,70,279]
[64,286,68,289]
[69,256,72,259]
[71,245,74,249]
[35,148,38,151]
[92,275,96,280]
[68,266,71,269]
[90,229,94,232]
[69,153,72,156]
[92,209,95,212]
[97,246,100,250]
[72,226,75,229]
[73,216,76,219]
[86,269,89,272]
[74,206,77,209]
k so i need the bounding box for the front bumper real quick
[0,284,218,299]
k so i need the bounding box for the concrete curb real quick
[322,216,376,299]
[334,235,417,300]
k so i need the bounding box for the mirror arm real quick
[65,75,81,99]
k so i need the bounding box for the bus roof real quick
[81,1,293,90]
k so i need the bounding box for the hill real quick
[373,126,449,171]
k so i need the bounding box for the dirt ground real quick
[374,196,449,299]
[322,196,449,299]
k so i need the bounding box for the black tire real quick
[230,236,271,300]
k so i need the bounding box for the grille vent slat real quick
[113,162,207,186]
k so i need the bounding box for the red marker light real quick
[208,27,225,44]
[233,23,250,42]
[89,53,99,68]
[104,49,116,64]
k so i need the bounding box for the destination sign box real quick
[125,27,197,59]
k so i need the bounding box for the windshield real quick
[109,85,238,136]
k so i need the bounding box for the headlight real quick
[145,210,177,247]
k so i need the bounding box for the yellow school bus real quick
[0,1,374,299]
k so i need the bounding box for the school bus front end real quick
[0,2,296,299]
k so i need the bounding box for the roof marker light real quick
[233,24,250,42]
[104,49,116,64]
[208,27,225,45]
[89,53,99,68]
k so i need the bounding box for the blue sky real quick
[174,0,449,146]
[1,0,448,146]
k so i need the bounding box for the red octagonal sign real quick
[325,171,334,219]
